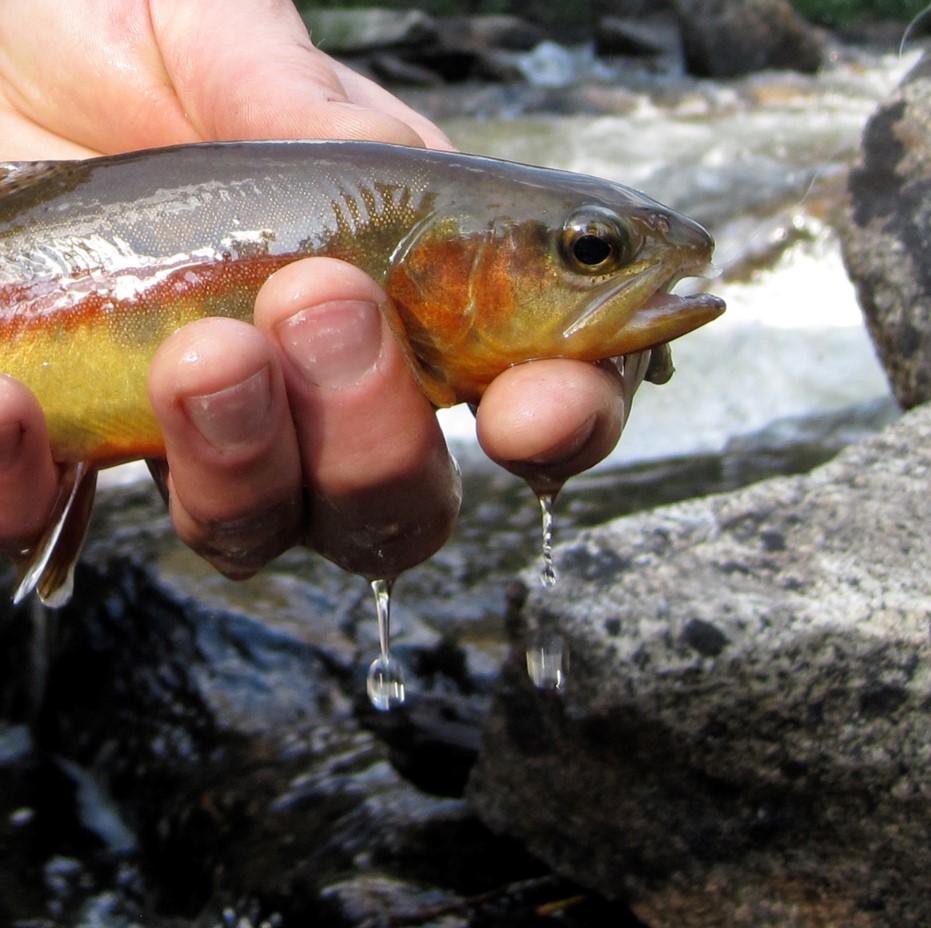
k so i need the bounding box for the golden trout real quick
[0,140,724,606]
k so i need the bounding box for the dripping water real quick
[527,487,569,690]
[536,491,558,589]
[525,631,569,690]
[366,578,406,711]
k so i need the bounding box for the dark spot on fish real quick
[604,617,621,636]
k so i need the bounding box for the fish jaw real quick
[595,286,725,354]
[559,270,726,359]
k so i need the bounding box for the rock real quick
[595,15,680,59]
[672,0,824,77]
[301,7,437,56]
[841,51,931,409]
[0,393,905,922]
[0,478,645,924]
[468,403,931,928]
[368,52,448,88]
[439,14,548,53]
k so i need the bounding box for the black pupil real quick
[573,233,613,266]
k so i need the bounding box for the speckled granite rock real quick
[842,51,931,409]
[468,403,931,928]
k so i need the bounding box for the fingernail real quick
[277,300,383,388]
[183,366,273,450]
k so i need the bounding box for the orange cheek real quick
[385,237,526,352]
[385,238,476,350]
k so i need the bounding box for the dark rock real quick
[672,0,824,77]
[595,15,681,58]
[368,52,447,88]
[468,403,931,928]
[404,45,524,85]
[841,51,931,409]
[438,14,548,53]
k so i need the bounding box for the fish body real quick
[0,140,724,604]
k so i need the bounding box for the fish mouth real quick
[639,287,726,318]
[623,286,726,350]
[563,264,725,354]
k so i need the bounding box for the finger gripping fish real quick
[0,140,724,606]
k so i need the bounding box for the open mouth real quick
[563,263,725,349]
[640,287,726,316]
[629,285,726,347]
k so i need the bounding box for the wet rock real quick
[0,478,641,925]
[672,0,824,77]
[841,51,931,409]
[468,403,931,928]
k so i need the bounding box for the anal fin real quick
[13,461,98,608]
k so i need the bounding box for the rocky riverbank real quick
[302,0,827,92]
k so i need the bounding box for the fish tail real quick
[13,461,98,608]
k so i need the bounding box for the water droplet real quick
[525,632,569,690]
[537,491,557,588]
[366,578,406,711]
[367,654,406,711]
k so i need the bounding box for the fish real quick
[0,140,724,607]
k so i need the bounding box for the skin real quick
[0,0,628,581]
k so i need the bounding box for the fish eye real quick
[560,207,636,275]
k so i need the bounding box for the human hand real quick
[0,0,631,584]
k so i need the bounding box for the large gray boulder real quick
[842,51,931,410]
[468,402,931,928]
[672,0,823,77]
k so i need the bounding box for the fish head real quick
[383,165,725,407]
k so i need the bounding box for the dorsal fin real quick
[0,161,67,198]
[13,461,98,608]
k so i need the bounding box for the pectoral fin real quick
[13,461,98,608]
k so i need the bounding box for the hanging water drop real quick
[537,491,558,588]
[525,632,569,690]
[366,578,406,711]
